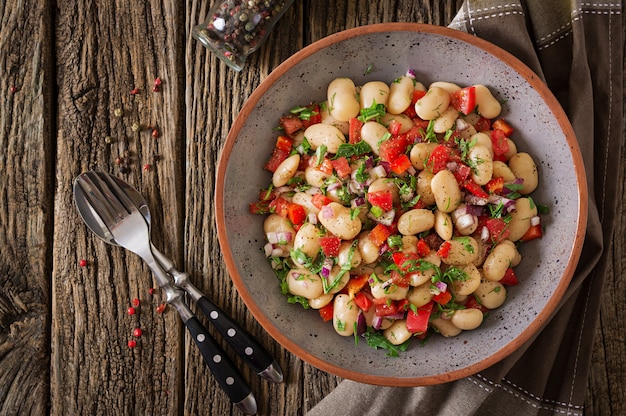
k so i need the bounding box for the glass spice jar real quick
[192,0,295,71]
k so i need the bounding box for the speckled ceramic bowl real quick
[215,23,586,386]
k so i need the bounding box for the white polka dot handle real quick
[185,316,258,415]
[196,296,283,383]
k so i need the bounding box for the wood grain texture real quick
[0,0,623,415]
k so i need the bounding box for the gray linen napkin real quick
[307,1,623,415]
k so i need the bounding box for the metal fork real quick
[75,171,257,415]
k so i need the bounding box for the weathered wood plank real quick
[52,0,186,414]
[0,0,54,414]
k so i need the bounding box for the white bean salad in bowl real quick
[249,72,546,355]
[216,23,585,386]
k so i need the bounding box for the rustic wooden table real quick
[1,0,623,415]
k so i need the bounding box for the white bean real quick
[407,283,434,307]
[263,214,295,254]
[381,113,414,134]
[492,160,516,181]
[507,197,538,241]
[304,123,346,154]
[429,81,461,93]
[308,293,333,309]
[337,241,362,269]
[333,294,360,336]
[304,166,330,188]
[430,170,462,213]
[410,142,438,170]
[368,178,400,204]
[452,263,482,296]
[287,268,324,299]
[474,280,507,309]
[324,265,351,294]
[327,78,360,122]
[320,102,350,135]
[358,231,380,264]
[370,278,409,301]
[468,145,493,185]
[317,202,362,240]
[292,223,321,264]
[360,121,389,155]
[451,308,483,330]
[387,75,414,114]
[292,192,320,215]
[431,317,462,337]
[415,86,451,120]
[383,320,412,345]
[397,209,435,236]
[360,81,390,109]
[483,242,516,281]
[470,132,493,157]
[416,170,436,205]
[474,85,502,119]
[272,153,300,187]
[433,106,460,133]
[441,237,479,266]
[508,152,538,194]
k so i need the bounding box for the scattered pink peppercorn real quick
[133,327,143,338]
[127,306,136,315]
[151,128,160,138]
[143,163,151,171]
[128,340,137,349]
[130,87,139,95]
[154,77,162,86]
[156,303,166,314]
[10,86,17,94]
[148,287,156,295]
[132,298,140,307]
[79,259,88,267]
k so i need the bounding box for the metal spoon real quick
[74,172,283,384]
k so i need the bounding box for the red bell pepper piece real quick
[348,117,364,144]
[416,239,431,257]
[406,301,434,334]
[490,129,510,157]
[353,292,373,312]
[426,144,450,173]
[433,290,452,305]
[519,223,543,242]
[462,180,489,198]
[275,135,293,152]
[346,274,370,298]
[287,203,306,226]
[485,177,505,194]
[390,153,412,174]
[492,118,514,137]
[318,302,334,322]
[368,223,392,247]
[437,241,452,259]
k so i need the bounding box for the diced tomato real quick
[263,147,289,172]
[490,129,510,157]
[353,291,373,312]
[268,197,290,218]
[390,153,412,174]
[452,162,472,183]
[492,119,514,137]
[301,103,322,128]
[346,274,370,298]
[398,125,425,144]
[392,252,420,273]
[275,135,293,152]
[318,302,334,322]
[406,301,434,334]
[331,157,351,178]
[519,223,543,242]
[319,235,341,256]
[287,203,306,226]
[485,177,505,194]
[450,86,477,115]
[484,218,511,243]
[379,136,409,163]
[412,89,427,103]
[437,241,452,259]
[426,144,451,173]
[500,268,519,286]
[375,301,399,317]
[314,157,333,175]
[311,193,333,209]
[462,180,489,198]
[473,116,492,132]
[280,115,304,135]
[432,290,452,305]
[368,223,392,247]
[367,190,393,211]
[348,117,364,144]
[387,119,403,136]
[464,295,488,312]
[416,239,431,257]
[249,200,271,215]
